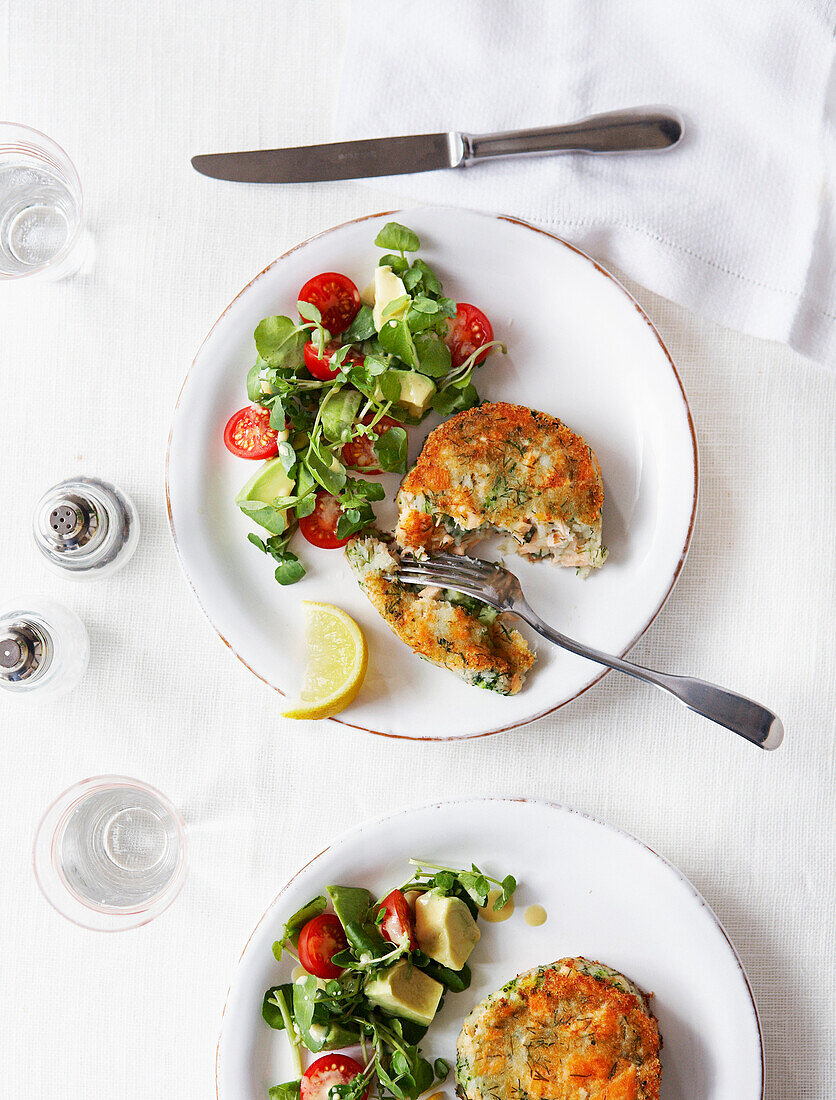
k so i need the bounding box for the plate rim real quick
[214,796,763,1100]
[165,208,699,741]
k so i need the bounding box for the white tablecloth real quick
[1,2,834,1097]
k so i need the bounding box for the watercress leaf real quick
[381,294,411,323]
[364,354,390,377]
[263,983,295,1029]
[297,299,321,324]
[411,296,440,314]
[247,532,267,553]
[413,1057,434,1097]
[335,507,364,540]
[347,361,380,400]
[437,296,458,318]
[376,1067,405,1099]
[294,464,317,518]
[432,870,456,894]
[378,318,418,369]
[292,975,318,1037]
[341,304,377,341]
[378,252,409,275]
[378,371,402,404]
[391,1051,411,1076]
[321,389,362,444]
[238,500,286,535]
[410,259,443,296]
[255,315,307,368]
[306,446,346,496]
[374,222,420,253]
[247,358,272,403]
[269,1081,302,1100]
[413,332,452,378]
[434,1059,450,1082]
[432,383,479,417]
[402,265,423,292]
[277,439,297,475]
[374,425,407,473]
[498,875,517,907]
[405,308,439,335]
[275,554,305,586]
[269,396,287,430]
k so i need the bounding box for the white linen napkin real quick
[335,0,836,366]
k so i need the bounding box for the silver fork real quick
[397,553,783,750]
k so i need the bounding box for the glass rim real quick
[33,775,188,931]
[0,121,84,280]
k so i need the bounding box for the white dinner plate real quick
[166,208,697,739]
[215,799,763,1099]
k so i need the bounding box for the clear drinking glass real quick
[0,122,86,280]
[33,777,187,931]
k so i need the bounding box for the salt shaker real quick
[0,599,89,698]
[33,476,139,579]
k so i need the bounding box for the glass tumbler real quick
[0,122,86,280]
[34,777,187,931]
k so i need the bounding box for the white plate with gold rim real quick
[166,208,697,739]
[215,799,763,1099]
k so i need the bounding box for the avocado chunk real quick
[235,457,294,533]
[372,265,409,331]
[390,370,437,417]
[365,959,443,1026]
[414,890,480,971]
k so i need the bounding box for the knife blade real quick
[191,133,461,184]
[191,108,683,184]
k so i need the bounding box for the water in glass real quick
[59,786,182,910]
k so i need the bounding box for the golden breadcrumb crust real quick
[345,533,534,695]
[456,958,661,1100]
[396,403,605,563]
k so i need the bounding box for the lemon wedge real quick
[281,602,368,720]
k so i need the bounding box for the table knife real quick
[191,107,684,184]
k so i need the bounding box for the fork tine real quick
[427,553,498,575]
[397,562,485,586]
[397,573,491,603]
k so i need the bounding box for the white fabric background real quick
[336,0,836,367]
[1,2,834,1098]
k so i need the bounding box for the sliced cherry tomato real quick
[378,889,418,950]
[342,414,401,474]
[298,272,361,335]
[298,491,351,550]
[301,1055,368,1100]
[303,340,365,382]
[297,913,348,979]
[223,405,280,459]
[445,302,494,369]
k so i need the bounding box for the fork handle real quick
[519,606,783,750]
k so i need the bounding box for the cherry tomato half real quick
[298,491,351,550]
[303,340,365,382]
[297,913,348,979]
[342,415,401,475]
[301,1055,368,1100]
[298,272,361,335]
[223,405,280,459]
[378,889,418,950]
[445,302,494,369]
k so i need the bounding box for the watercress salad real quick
[223,222,504,586]
[262,858,517,1100]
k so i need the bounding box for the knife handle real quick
[461,107,684,162]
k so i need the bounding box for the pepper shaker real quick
[33,476,139,579]
[0,599,89,698]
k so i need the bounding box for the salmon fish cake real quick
[396,402,606,574]
[345,531,534,695]
[456,957,661,1100]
